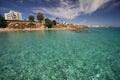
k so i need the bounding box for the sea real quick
[0,28,120,80]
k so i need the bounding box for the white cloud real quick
[32,0,110,19]
[108,1,120,11]
[0,7,10,11]
[16,0,24,3]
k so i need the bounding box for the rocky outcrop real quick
[7,21,45,29]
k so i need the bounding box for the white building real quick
[4,10,22,20]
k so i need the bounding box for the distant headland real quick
[0,10,108,32]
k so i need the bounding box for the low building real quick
[4,10,22,20]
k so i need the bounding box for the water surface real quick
[0,28,120,80]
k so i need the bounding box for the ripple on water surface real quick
[0,28,120,80]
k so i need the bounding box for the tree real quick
[28,15,34,21]
[45,18,52,28]
[0,14,7,28]
[56,17,59,22]
[37,13,44,22]
[52,20,56,25]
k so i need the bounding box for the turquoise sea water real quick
[0,28,120,80]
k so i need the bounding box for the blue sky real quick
[0,0,120,27]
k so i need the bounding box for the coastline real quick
[0,27,82,32]
[0,28,45,32]
[0,20,84,32]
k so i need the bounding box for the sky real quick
[0,0,120,27]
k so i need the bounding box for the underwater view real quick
[0,28,120,80]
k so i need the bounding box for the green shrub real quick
[52,20,56,25]
[0,14,7,28]
[28,15,34,21]
[45,18,53,28]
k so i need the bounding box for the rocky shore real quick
[0,27,82,32]
[0,21,83,32]
[0,28,45,32]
